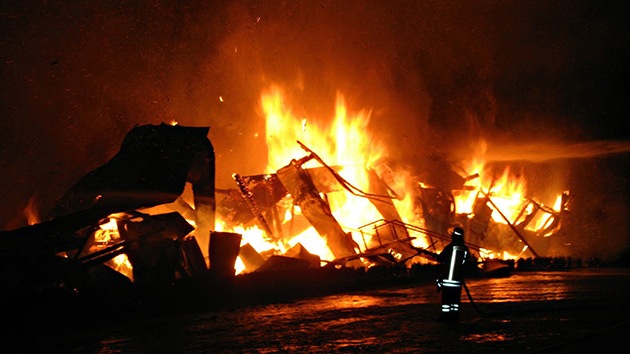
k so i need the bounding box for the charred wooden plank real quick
[481,191,539,258]
[367,168,403,239]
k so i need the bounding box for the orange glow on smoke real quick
[23,196,40,226]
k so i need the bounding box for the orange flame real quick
[219,88,567,272]
[455,139,563,232]
[222,84,398,272]
[23,196,40,226]
[91,217,134,282]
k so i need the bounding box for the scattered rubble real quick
[0,123,571,324]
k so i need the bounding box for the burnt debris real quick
[0,123,572,329]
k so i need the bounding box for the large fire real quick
[222,84,396,273]
[41,84,567,280]
[212,84,565,274]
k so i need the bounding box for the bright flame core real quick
[263,85,382,171]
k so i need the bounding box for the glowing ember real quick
[88,216,134,281]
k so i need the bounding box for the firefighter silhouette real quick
[436,226,469,321]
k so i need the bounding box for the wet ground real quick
[7,268,630,353]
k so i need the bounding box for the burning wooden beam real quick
[276,156,357,260]
[480,191,539,258]
[367,168,404,227]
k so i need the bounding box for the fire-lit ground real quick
[6,268,630,353]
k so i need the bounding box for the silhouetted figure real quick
[436,226,469,322]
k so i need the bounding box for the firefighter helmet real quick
[451,227,465,241]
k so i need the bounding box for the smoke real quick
[462,140,630,163]
[0,1,628,259]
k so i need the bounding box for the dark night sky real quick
[1,1,628,259]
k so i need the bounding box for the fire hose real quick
[462,280,488,316]
[461,280,558,318]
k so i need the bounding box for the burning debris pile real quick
[1,116,570,317]
[0,124,217,304]
[220,143,571,275]
[221,141,455,274]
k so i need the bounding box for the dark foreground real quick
[4,268,630,353]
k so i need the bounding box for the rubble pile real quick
[0,123,569,324]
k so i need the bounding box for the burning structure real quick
[0,110,570,316]
[0,124,216,301]
[3,1,627,327]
